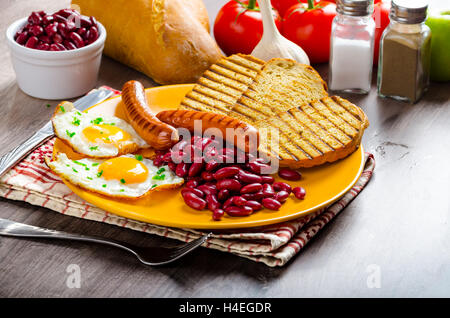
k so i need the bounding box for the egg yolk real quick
[82,125,131,145]
[98,157,148,184]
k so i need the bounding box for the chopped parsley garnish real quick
[60,105,65,113]
[151,184,158,189]
[72,168,78,173]
[89,146,98,151]
[73,161,87,166]
[97,170,103,178]
[120,178,126,184]
[157,167,165,175]
[72,117,81,126]
[92,163,99,166]
[107,122,115,126]
[152,174,165,180]
[90,117,103,125]
[102,184,107,188]
[87,177,93,180]
[66,130,75,138]
[135,154,143,161]
[85,167,90,171]
[120,189,125,192]
[76,111,82,116]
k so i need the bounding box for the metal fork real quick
[0,218,211,266]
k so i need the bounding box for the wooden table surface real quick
[0,0,449,298]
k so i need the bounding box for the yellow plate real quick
[53,84,365,230]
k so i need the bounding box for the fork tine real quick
[170,233,211,257]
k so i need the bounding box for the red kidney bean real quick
[36,42,50,50]
[245,200,262,212]
[273,182,292,193]
[15,31,29,45]
[56,9,79,18]
[278,167,302,181]
[229,196,246,206]
[162,152,173,163]
[212,209,224,221]
[172,140,187,153]
[42,15,54,25]
[45,23,58,36]
[241,191,265,201]
[175,162,189,178]
[217,189,230,202]
[25,36,39,49]
[66,21,77,32]
[188,162,203,177]
[181,187,204,199]
[185,179,199,188]
[79,15,92,27]
[206,194,221,211]
[53,14,67,23]
[248,161,271,174]
[77,27,87,38]
[29,25,43,36]
[39,35,51,43]
[152,157,164,167]
[262,198,281,211]
[28,12,42,25]
[205,160,220,172]
[293,187,306,200]
[240,183,263,194]
[261,175,275,184]
[168,162,177,172]
[275,190,290,203]
[225,206,253,217]
[69,31,84,48]
[213,166,240,180]
[238,170,262,184]
[49,43,66,51]
[197,184,217,196]
[53,33,63,44]
[216,179,242,192]
[223,197,234,210]
[90,16,98,27]
[262,183,275,198]
[201,171,214,182]
[182,192,206,211]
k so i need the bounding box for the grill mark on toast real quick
[321,98,362,132]
[323,97,365,130]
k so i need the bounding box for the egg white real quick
[46,153,184,199]
[52,103,149,158]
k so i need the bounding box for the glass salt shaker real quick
[377,0,431,103]
[329,0,375,94]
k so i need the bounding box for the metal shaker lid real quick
[336,0,374,16]
[390,0,428,24]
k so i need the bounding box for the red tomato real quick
[271,0,307,17]
[373,0,391,65]
[282,1,337,64]
[214,0,282,56]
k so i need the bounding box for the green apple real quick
[426,9,450,82]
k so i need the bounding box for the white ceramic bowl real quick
[6,18,106,100]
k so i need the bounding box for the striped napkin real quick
[0,88,375,267]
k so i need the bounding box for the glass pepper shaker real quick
[377,0,431,103]
[329,0,375,94]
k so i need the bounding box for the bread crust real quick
[72,0,223,84]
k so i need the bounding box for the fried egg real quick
[45,153,184,199]
[52,101,149,158]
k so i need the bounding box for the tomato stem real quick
[248,0,256,10]
[308,0,315,10]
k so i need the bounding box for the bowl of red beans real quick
[6,9,106,99]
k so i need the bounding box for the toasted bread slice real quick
[179,54,265,114]
[255,96,369,168]
[228,58,328,124]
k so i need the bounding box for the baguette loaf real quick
[73,0,223,84]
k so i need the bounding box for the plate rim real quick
[56,84,366,230]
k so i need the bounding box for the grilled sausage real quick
[121,81,179,150]
[156,109,259,153]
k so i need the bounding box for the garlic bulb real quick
[252,0,310,65]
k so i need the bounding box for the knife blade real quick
[0,88,115,178]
